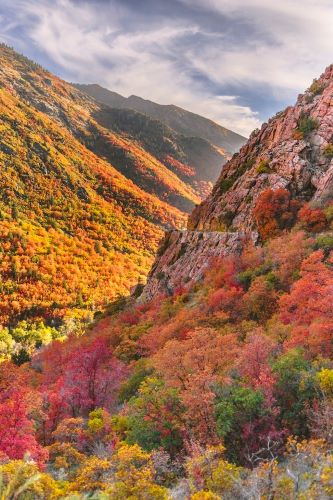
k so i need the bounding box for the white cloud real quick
[181,0,333,96]
[1,0,332,136]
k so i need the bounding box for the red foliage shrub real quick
[243,276,278,322]
[207,286,244,320]
[265,231,311,290]
[253,188,300,240]
[280,250,333,357]
[238,331,275,385]
[298,204,327,233]
[63,337,127,416]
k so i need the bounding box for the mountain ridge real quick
[75,82,246,153]
[0,44,202,213]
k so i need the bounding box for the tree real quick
[62,336,127,416]
[253,188,300,240]
[186,445,241,497]
[47,442,85,480]
[238,332,275,385]
[0,390,47,465]
[126,377,184,455]
[238,331,276,404]
[243,276,278,322]
[106,443,169,499]
[70,456,111,493]
[272,349,316,436]
[265,231,311,290]
[154,328,239,443]
[298,204,327,233]
[215,384,269,463]
[280,250,333,357]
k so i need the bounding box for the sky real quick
[0,0,333,137]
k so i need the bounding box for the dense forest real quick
[0,198,333,498]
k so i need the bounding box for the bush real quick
[308,79,325,96]
[256,159,271,174]
[118,359,154,403]
[237,263,272,291]
[298,204,327,233]
[219,158,255,194]
[323,143,333,159]
[314,234,333,255]
[324,203,333,226]
[219,177,234,193]
[253,188,300,240]
[215,385,265,462]
[294,112,319,139]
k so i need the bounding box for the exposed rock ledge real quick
[139,230,257,301]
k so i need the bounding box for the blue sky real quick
[1,0,333,136]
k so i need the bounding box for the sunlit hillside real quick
[0,46,191,329]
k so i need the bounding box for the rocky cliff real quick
[189,64,333,232]
[140,230,257,300]
[140,65,333,299]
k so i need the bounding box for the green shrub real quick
[308,79,325,96]
[237,263,272,291]
[237,269,254,291]
[314,234,333,255]
[220,210,235,229]
[295,112,319,139]
[220,177,235,194]
[256,160,271,174]
[265,271,280,290]
[324,204,333,224]
[219,158,255,194]
[118,359,154,403]
[323,144,333,159]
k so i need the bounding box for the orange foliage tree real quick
[253,188,300,240]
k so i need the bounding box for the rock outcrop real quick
[189,64,333,232]
[140,230,257,301]
[139,65,333,299]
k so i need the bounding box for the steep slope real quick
[125,94,246,152]
[189,65,333,232]
[0,44,200,213]
[90,106,228,199]
[141,64,333,299]
[0,45,194,327]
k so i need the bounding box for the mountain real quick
[0,46,201,214]
[76,83,246,196]
[142,64,333,298]
[0,44,248,327]
[75,84,246,154]
[0,43,193,326]
[87,105,231,200]
[0,60,333,498]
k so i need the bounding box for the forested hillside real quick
[0,44,247,338]
[0,44,195,336]
[0,44,201,213]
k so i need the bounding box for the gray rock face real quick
[140,230,257,301]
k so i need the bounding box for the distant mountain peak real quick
[75,83,246,153]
